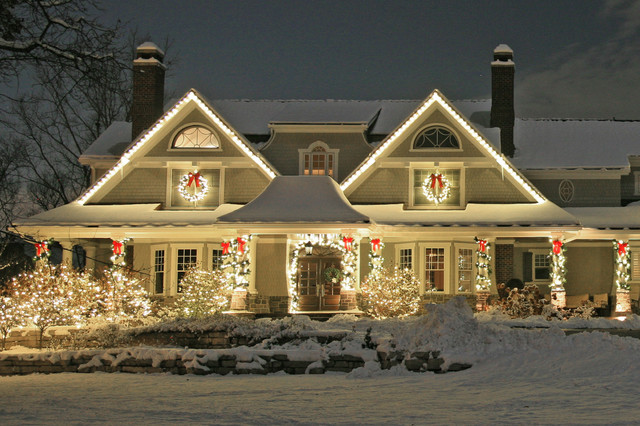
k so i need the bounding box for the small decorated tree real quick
[98,267,152,323]
[174,267,233,317]
[360,266,421,319]
[0,295,22,350]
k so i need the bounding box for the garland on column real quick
[110,238,130,264]
[549,239,566,291]
[613,240,631,291]
[33,239,52,261]
[368,237,384,278]
[474,237,492,291]
[220,235,252,289]
[339,234,358,291]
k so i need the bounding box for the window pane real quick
[154,249,165,294]
[425,248,445,291]
[177,248,198,292]
[399,248,413,270]
[173,126,220,148]
[212,249,223,269]
[457,248,473,292]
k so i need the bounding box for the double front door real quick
[297,257,341,311]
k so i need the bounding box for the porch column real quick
[84,244,97,271]
[248,236,257,294]
[60,241,73,266]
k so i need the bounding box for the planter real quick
[299,295,320,311]
[322,295,341,311]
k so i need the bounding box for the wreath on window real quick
[178,170,209,202]
[323,266,342,284]
[422,173,450,204]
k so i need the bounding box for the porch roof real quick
[353,202,579,227]
[217,176,370,224]
[565,205,640,230]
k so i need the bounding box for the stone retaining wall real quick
[0,347,470,376]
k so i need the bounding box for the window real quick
[632,252,640,281]
[413,126,459,149]
[300,142,338,179]
[399,248,413,271]
[211,248,223,269]
[412,169,461,207]
[176,248,198,292]
[533,253,550,281]
[457,248,473,293]
[172,126,219,149]
[425,247,446,291]
[154,249,165,294]
[558,180,574,203]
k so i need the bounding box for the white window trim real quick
[455,243,476,294]
[206,242,224,270]
[150,244,169,296]
[170,244,204,295]
[409,123,463,153]
[418,242,452,294]
[530,249,551,284]
[166,166,224,209]
[409,164,465,210]
[395,243,416,273]
[167,123,222,151]
[298,141,339,180]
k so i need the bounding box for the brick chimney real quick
[490,44,515,157]
[131,42,166,140]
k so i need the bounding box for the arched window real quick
[413,126,459,149]
[300,142,337,178]
[172,126,219,149]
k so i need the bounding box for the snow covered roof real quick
[353,202,578,228]
[268,102,380,125]
[565,206,640,230]
[80,121,132,158]
[14,203,243,227]
[218,176,369,224]
[512,118,640,169]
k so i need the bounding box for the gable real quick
[79,90,278,206]
[342,90,544,207]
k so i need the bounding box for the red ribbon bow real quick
[371,238,381,252]
[112,240,124,256]
[35,242,49,257]
[477,239,487,252]
[237,237,246,254]
[552,240,563,255]
[618,242,628,256]
[187,172,201,188]
[343,236,353,251]
[221,242,231,255]
[430,173,444,189]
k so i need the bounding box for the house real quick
[14,42,640,314]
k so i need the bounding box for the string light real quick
[474,237,492,291]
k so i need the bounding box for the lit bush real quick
[361,267,421,319]
[174,268,233,318]
[98,267,152,323]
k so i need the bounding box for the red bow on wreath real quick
[112,240,124,256]
[35,242,49,257]
[618,242,628,256]
[237,237,246,254]
[343,236,353,251]
[187,171,201,188]
[552,240,563,255]
[371,238,381,252]
[221,241,231,255]
[477,239,488,252]
[430,173,444,189]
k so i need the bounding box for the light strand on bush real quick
[368,237,384,278]
[549,239,566,291]
[175,268,233,317]
[474,237,492,291]
[220,235,252,289]
[361,266,420,319]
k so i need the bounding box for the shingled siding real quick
[465,168,530,203]
[224,168,270,203]
[261,131,372,180]
[98,168,167,204]
[566,246,613,296]
[620,168,639,204]
[255,239,289,296]
[528,178,620,207]
[348,168,408,204]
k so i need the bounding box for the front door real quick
[297,257,341,311]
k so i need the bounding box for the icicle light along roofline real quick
[78,91,277,205]
[340,91,545,204]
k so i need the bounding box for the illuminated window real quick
[413,126,459,149]
[300,142,338,179]
[412,169,461,207]
[172,126,219,149]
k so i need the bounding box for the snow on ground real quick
[1,299,640,424]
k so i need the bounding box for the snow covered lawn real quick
[1,299,640,424]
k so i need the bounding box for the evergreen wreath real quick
[422,173,451,204]
[323,266,342,283]
[178,171,209,202]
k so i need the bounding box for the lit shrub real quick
[361,266,421,319]
[174,268,233,318]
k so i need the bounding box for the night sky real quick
[104,0,640,119]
